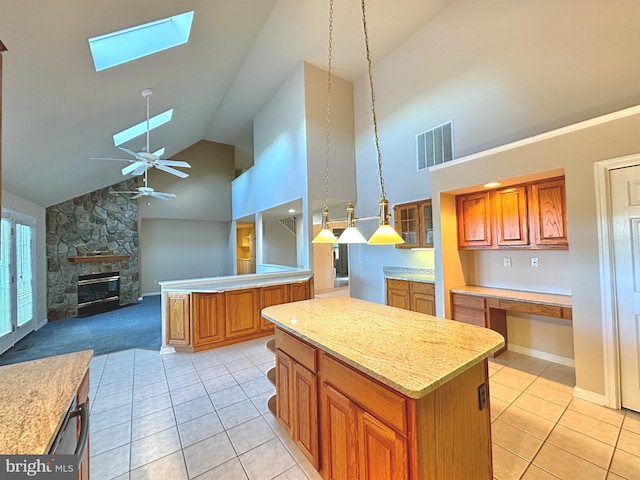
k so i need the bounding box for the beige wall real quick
[431,108,640,397]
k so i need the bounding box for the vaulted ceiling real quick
[0,0,454,207]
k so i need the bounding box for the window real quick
[0,210,36,351]
[113,109,173,146]
[88,11,195,71]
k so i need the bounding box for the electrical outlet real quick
[477,383,487,410]
[531,257,539,267]
[503,257,512,267]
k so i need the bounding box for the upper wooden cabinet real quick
[530,178,569,247]
[456,192,492,248]
[393,199,433,249]
[456,176,568,250]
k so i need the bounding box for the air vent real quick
[416,121,454,170]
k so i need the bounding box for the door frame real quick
[594,152,640,409]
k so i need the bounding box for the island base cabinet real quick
[410,360,492,480]
[166,292,190,347]
[275,348,319,468]
[321,383,407,480]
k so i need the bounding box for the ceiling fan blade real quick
[150,192,176,200]
[130,193,144,199]
[157,160,191,168]
[118,147,142,159]
[156,164,189,178]
[131,164,148,176]
[91,157,133,162]
[121,161,146,176]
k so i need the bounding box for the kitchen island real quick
[262,297,504,479]
[0,350,92,478]
[161,270,313,353]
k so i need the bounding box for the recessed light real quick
[483,182,501,188]
[288,209,295,213]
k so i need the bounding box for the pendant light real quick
[359,0,404,245]
[312,0,338,244]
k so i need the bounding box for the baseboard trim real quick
[573,386,607,406]
[160,345,176,355]
[142,292,161,298]
[508,344,575,367]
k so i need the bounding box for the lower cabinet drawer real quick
[451,292,485,309]
[321,353,407,433]
[275,328,317,372]
[452,306,486,327]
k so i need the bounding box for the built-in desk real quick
[450,285,572,356]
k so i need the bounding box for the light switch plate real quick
[503,257,512,267]
[531,257,539,267]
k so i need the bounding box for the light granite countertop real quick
[383,266,434,283]
[450,285,571,308]
[0,350,93,454]
[160,270,313,293]
[262,297,504,399]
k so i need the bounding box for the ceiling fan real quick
[91,89,191,178]
[112,169,176,201]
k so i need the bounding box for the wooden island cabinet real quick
[263,297,504,480]
[164,274,313,353]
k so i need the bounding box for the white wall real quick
[232,65,308,221]
[262,219,297,268]
[139,218,232,294]
[345,0,640,395]
[1,190,47,327]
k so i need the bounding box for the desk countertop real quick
[262,297,504,399]
[450,285,571,308]
[0,350,93,454]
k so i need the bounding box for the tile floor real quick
[88,340,640,480]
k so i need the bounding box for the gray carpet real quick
[0,295,161,366]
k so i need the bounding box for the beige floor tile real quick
[90,421,131,456]
[507,356,551,376]
[491,397,510,420]
[239,437,297,480]
[90,402,132,433]
[193,457,249,479]
[525,379,574,407]
[492,419,545,461]
[183,431,238,478]
[512,392,567,423]
[275,465,311,479]
[90,443,131,480]
[622,410,640,435]
[557,408,621,446]
[173,395,215,424]
[609,448,640,480]
[491,368,536,391]
[539,364,576,387]
[616,428,640,457]
[492,443,530,480]
[227,416,276,454]
[489,362,504,377]
[491,351,524,365]
[546,424,614,469]
[217,398,261,429]
[521,464,560,480]
[177,411,224,447]
[130,450,189,480]
[533,443,607,480]
[568,398,625,427]
[129,426,182,470]
[499,405,555,440]
[606,472,627,480]
[490,380,524,404]
[131,406,176,441]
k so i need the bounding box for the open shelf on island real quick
[267,367,276,386]
[267,395,277,416]
[266,338,276,354]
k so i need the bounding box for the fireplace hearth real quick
[77,271,120,317]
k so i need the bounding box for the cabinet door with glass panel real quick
[393,199,433,249]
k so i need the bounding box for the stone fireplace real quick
[46,179,139,320]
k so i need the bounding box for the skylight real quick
[113,109,173,146]
[88,11,194,71]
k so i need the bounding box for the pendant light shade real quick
[312,207,338,243]
[368,198,405,245]
[337,203,367,244]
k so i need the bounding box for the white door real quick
[0,212,36,354]
[611,165,640,412]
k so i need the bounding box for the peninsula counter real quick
[262,297,504,479]
[160,270,313,353]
